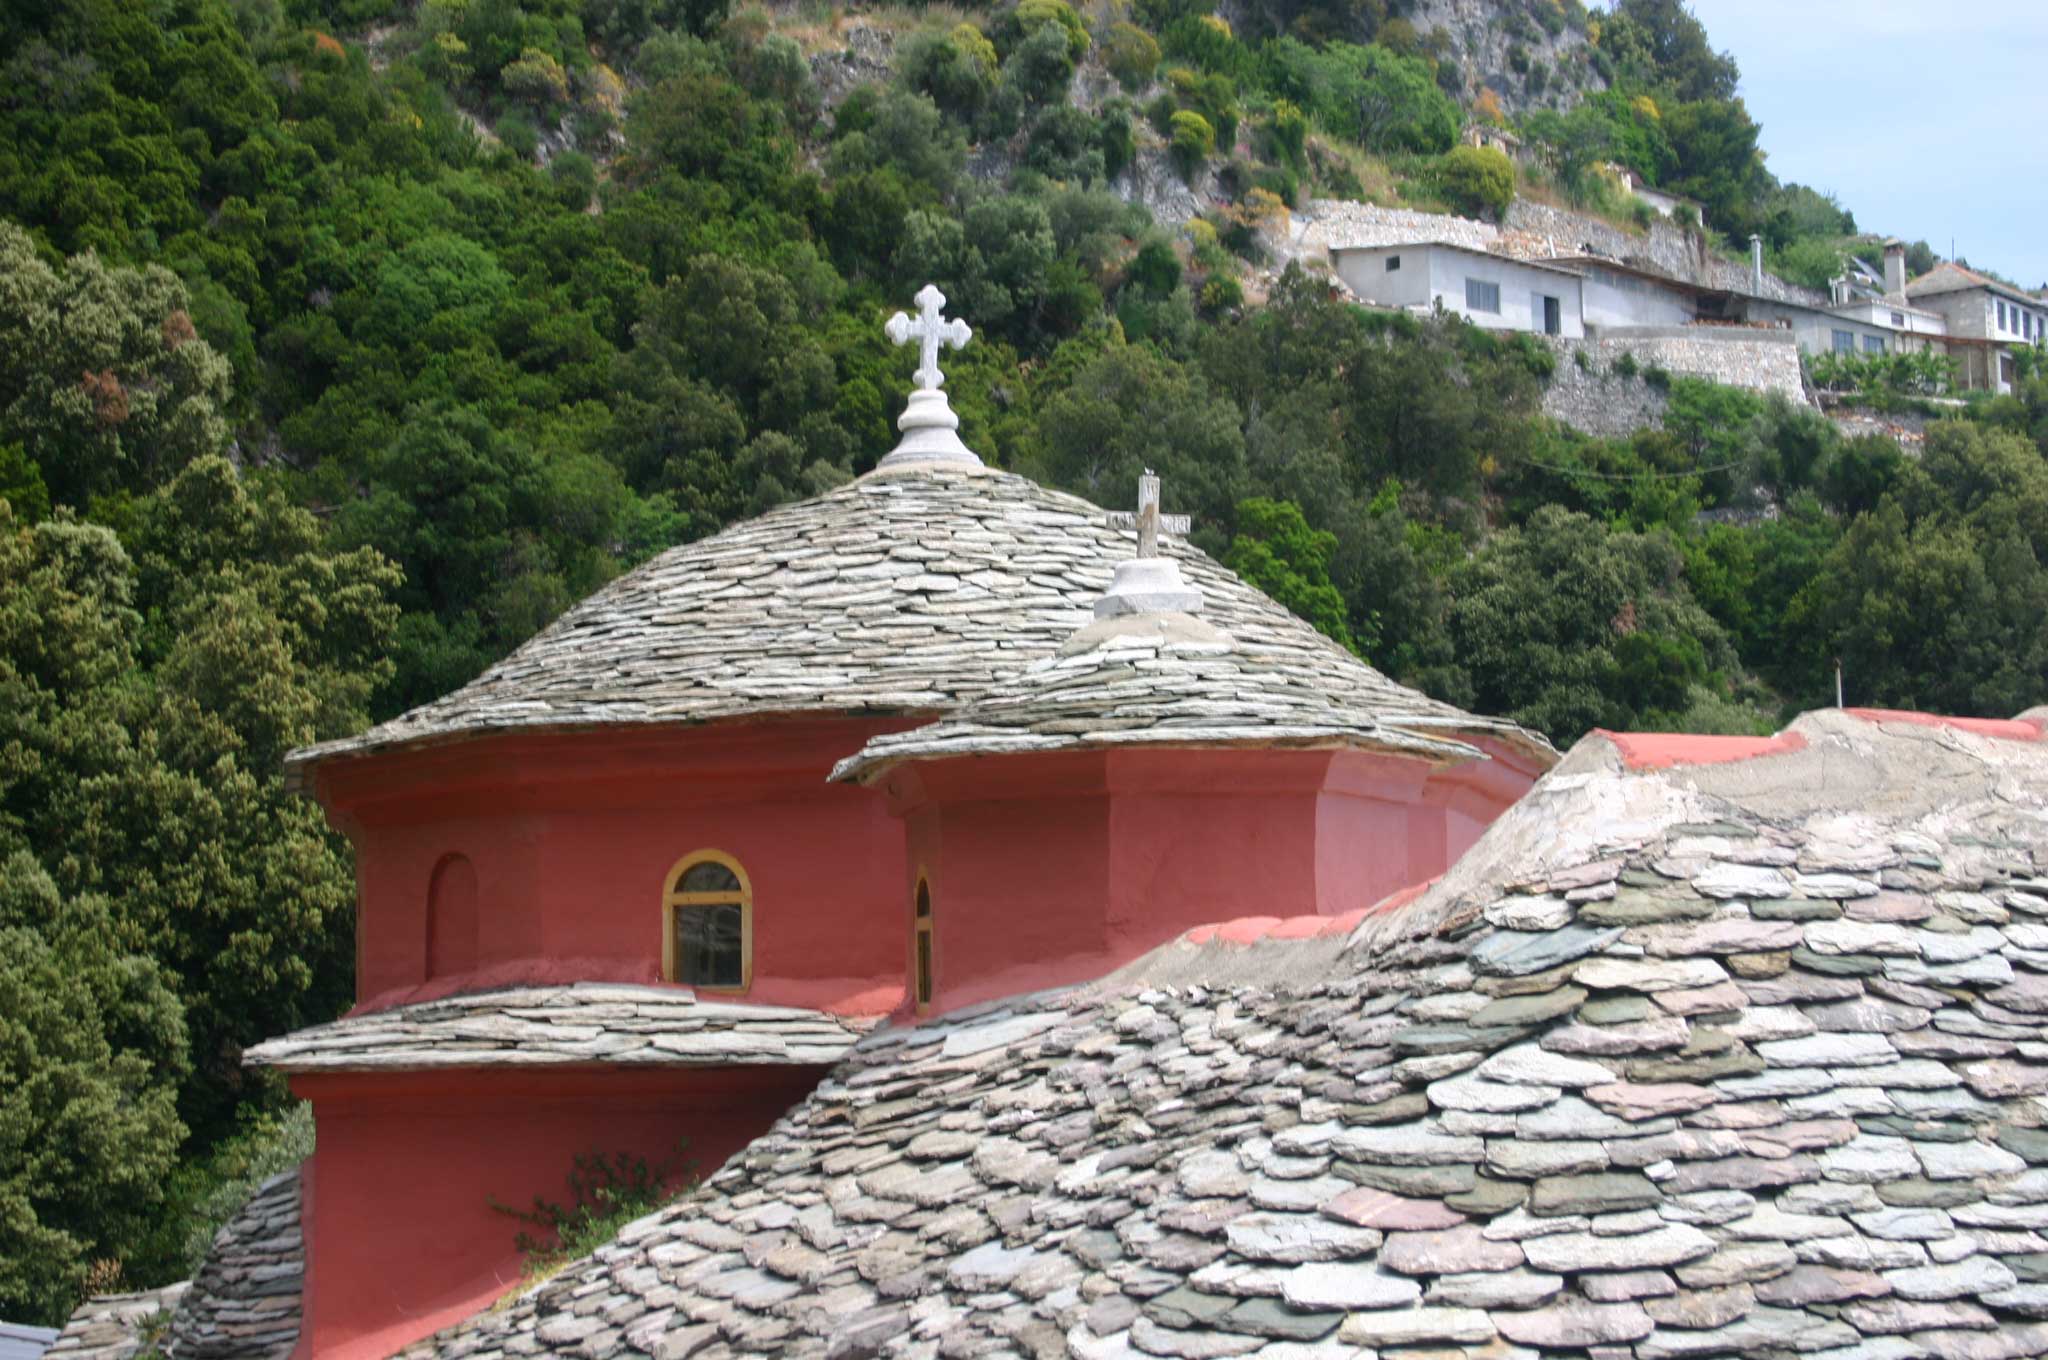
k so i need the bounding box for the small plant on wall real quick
[494,1143,696,1280]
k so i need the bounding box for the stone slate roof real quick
[243,984,879,1073]
[1906,261,2040,307]
[166,1169,301,1360]
[284,466,1547,789]
[373,705,2048,1360]
[45,1286,188,1360]
[832,614,1481,785]
[0,1323,59,1360]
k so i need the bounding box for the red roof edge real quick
[1843,708,2047,743]
[1595,729,1809,771]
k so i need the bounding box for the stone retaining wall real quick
[1541,329,1813,436]
[1540,351,1670,438]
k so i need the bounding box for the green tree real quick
[1225,497,1354,650]
[1436,506,1736,743]
[1030,342,1245,528]
[0,224,233,508]
[0,854,188,1324]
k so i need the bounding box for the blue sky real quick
[1653,2,2048,287]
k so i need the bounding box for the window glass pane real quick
[1386,255,1401,272]
[1833,330,1854,353]
[675,902,744,987]
[1465,279,1500,313]
[1863,335,1885,353]
[679,861,741,894]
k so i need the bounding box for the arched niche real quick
[426,853,479,980]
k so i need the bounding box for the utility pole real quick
[1834,657,1844,709]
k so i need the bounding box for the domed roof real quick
[831,610,1484,784]
[285,464,1548,789]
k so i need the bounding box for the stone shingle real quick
[285,467,1546,790]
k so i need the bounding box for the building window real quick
[1892,311,1905,327]
[1832,329,1855,354]
[1863,335,1886,354]
[1998,300,2009,331]
[913,877,934,1012]
[664,852,750,989]
[1465,278,1501,314]
[1386,255,1401,272]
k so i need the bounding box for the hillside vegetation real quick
[5,0,2048,1322]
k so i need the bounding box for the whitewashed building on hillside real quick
[1329,241,1585,337]
[1908,260,2047,392]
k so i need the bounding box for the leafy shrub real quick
[1158,14,1253,80]
[1026,106,1105,183]
[1099,105,1136,179]
[1002,22,1079,107]
[1167,109,1215,182]
[1613,350,1640,379]
[1104,22,1161,90]
[1200,272,1243,312]
[1436,145,1513,219]
[1145,92,1179,135]
[899,26,997,117]
[1015,0,1090,61]
[1265,99,1307,170]
[1129,236,1183,296]
[501,47,572,105]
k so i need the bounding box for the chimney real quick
[1883,239,1907,298]
[1750,234,1764,294]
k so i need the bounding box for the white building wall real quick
[1831,299,1948,338]
[1579,267,1695,331]
[1330,246,1435,310]
[1426,250,1584,338]
[1744,299,1894,357]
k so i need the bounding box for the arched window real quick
[426,854,477,979]
[663,852,750,990]
[913,877,934,1012]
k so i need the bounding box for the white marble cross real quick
[1105,469,1191,559]
[886,284,972,391]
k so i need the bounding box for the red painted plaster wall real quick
[292,1065,827,1360]
[894,744,1540,1016]
[313,720,918,1016]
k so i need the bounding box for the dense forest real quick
[6,0,2048,1323]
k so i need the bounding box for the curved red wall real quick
[310,718,922,1017]
[886,741,1541,1016]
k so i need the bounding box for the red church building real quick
[236,287,1553,1359]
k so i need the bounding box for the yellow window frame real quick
[662,849,752,991]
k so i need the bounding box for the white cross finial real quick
[1105,468,1192,559]
[886,284,972,392]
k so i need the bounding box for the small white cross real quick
[1105,469,1191,559]
[886,284,972,392]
